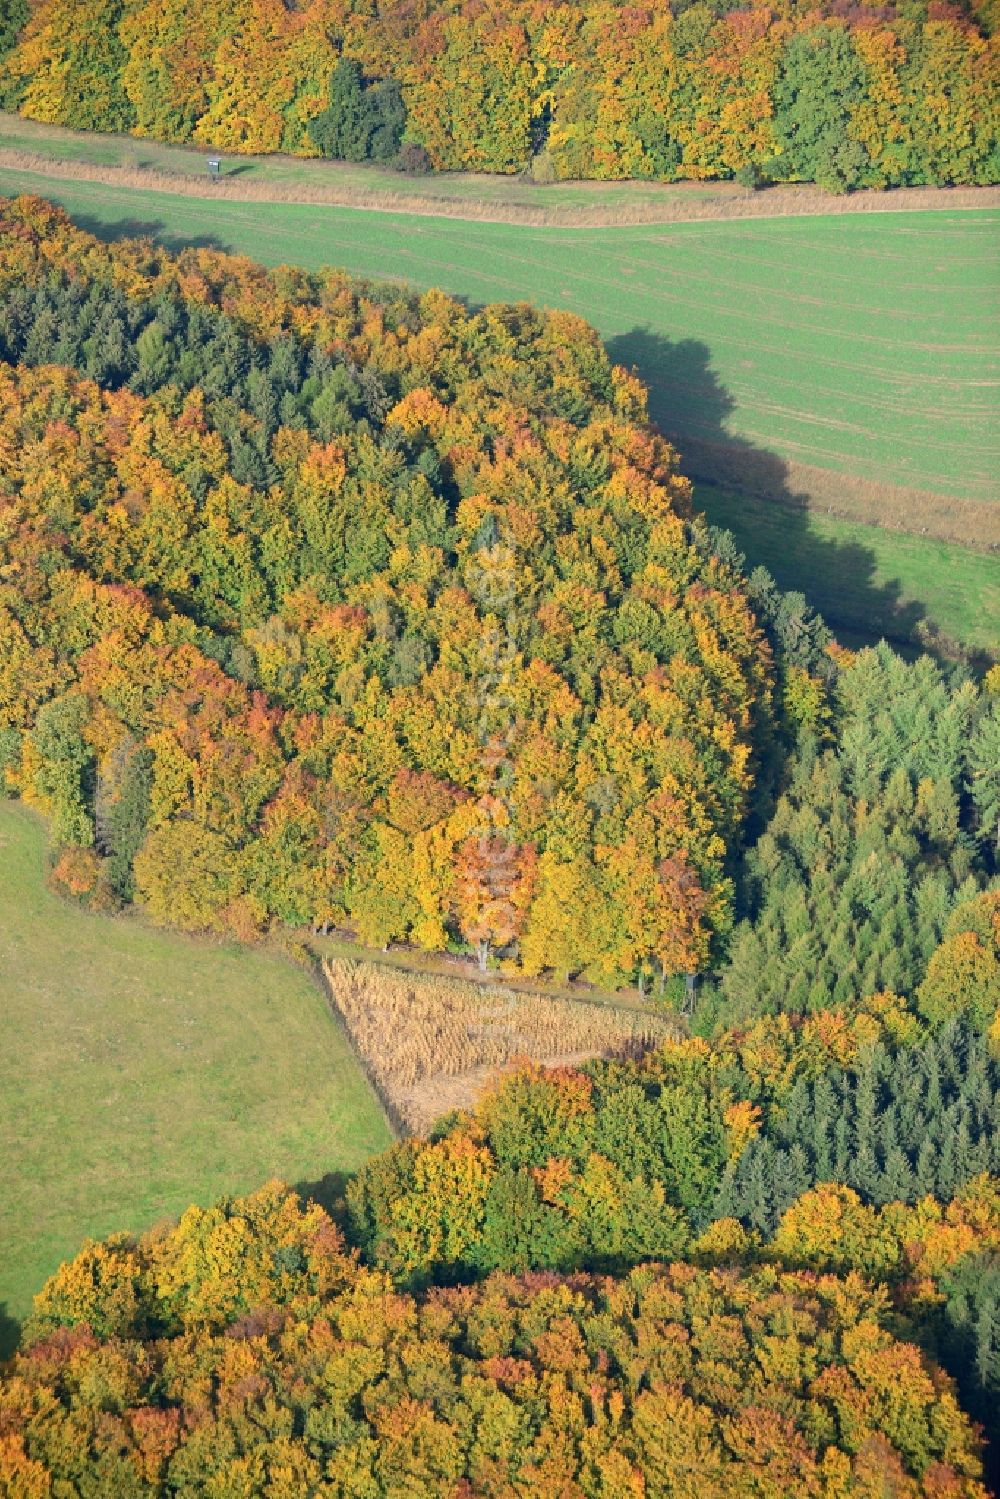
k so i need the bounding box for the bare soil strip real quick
[1,144,998,229]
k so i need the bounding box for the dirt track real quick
[1,142,998,229]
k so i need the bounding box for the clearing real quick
[318,954,674,1134]
[0,802,393,1351]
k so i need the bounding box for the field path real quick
[1,135,999,227]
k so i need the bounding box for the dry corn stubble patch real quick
[322,957,676,1132]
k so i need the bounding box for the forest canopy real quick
[345,899,1000,1281]
[1,193,999,1495]
[0,1178,992,1496]
[0,193,779,987]
[0,195,996,995]
[1,884,997,1491]
[0,0,997,188]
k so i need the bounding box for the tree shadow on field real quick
[70,214,230,258]
[0,1302,20,1362]
[604,328,933,658]
[293,1169,353,1225]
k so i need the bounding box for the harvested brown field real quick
[320,957,676,1134]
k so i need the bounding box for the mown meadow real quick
[0,802,392,1350]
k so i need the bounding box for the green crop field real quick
[0,802,392,1352]
[0,165,997,656]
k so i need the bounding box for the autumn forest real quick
[0,0,997,1483]
[1,0,998,189]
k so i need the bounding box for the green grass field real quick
[0,802,392,1351]
[0,166,997,655]
[708,488,1000,658]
